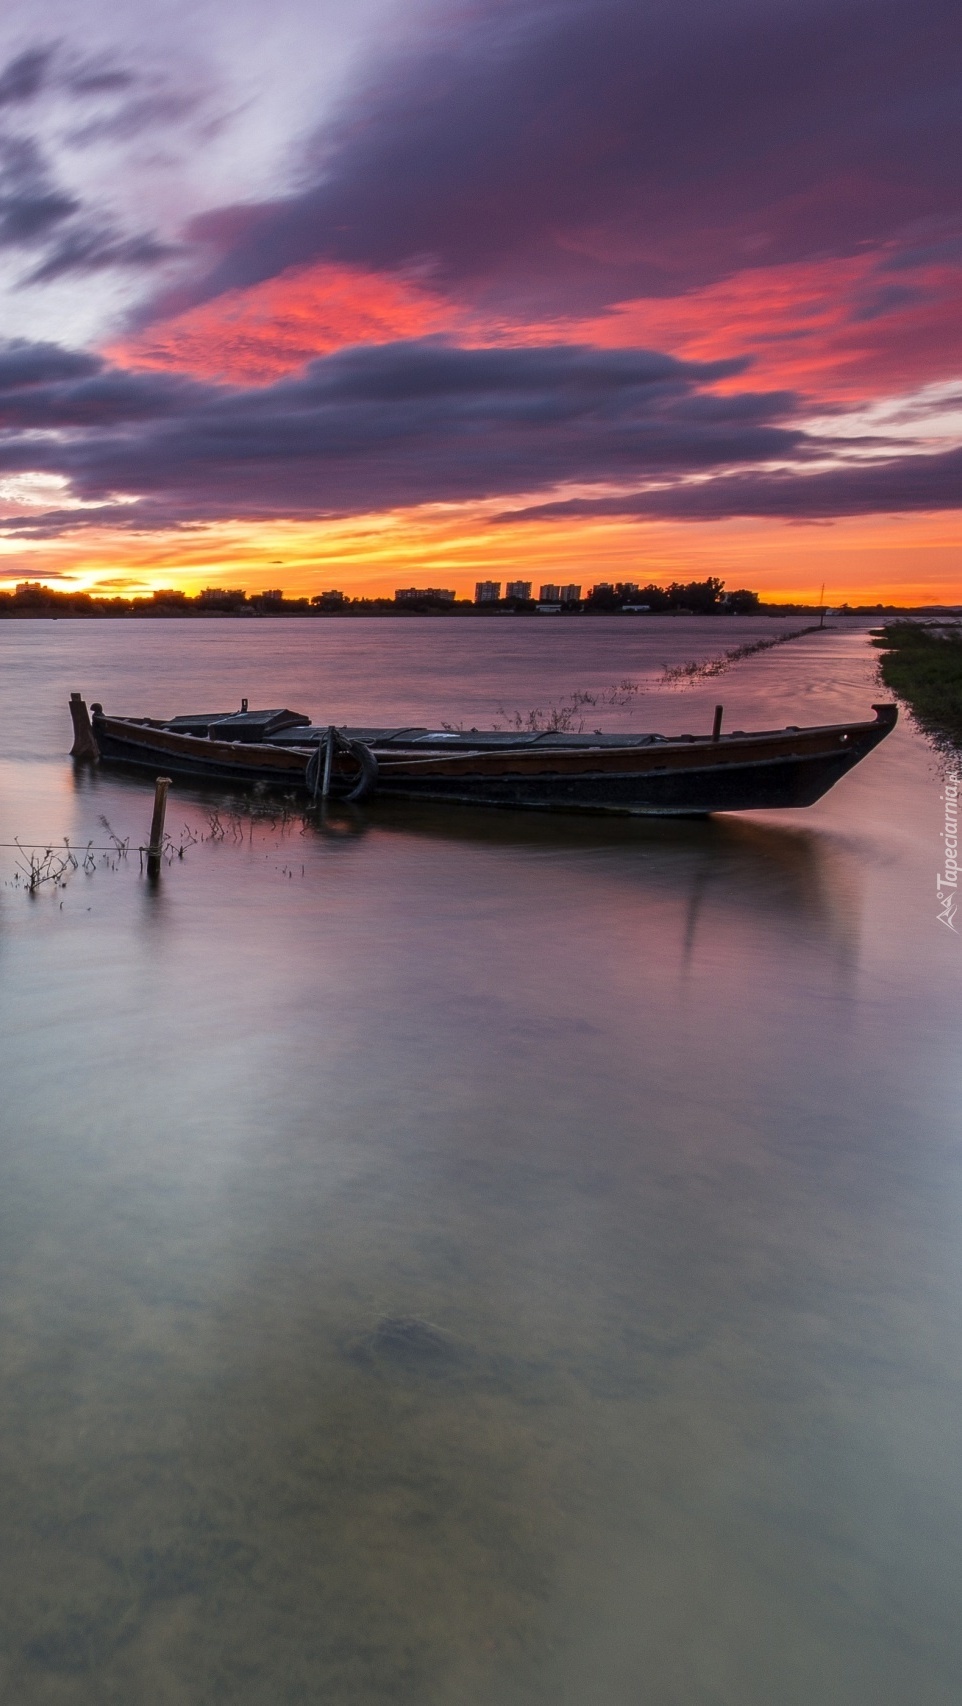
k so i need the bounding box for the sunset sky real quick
[0,0,959,603]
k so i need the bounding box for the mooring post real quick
[146,777,172,878]
[712,704,724,742]
[68,692,100,762]
[321,725,335,799]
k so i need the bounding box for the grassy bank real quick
[873,622,962,745]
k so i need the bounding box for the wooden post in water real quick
[322,726,336,799]
[146,777,172,878]
[68,692,99,761]
[711,704,724,742]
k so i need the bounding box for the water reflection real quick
[63,749,864,958]
[0,627,959,1705]
[373,796,862,932]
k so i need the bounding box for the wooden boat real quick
[68,694,897,817]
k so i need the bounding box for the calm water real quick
[0,617,959,1704]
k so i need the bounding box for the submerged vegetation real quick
[491,680,646,734]
[464,623,832,732]
[873,622,962,746]
[660,621,829,688]
[1,801,362,900]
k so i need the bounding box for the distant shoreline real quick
[0,605,944,621]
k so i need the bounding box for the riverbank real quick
[873,621,962,746]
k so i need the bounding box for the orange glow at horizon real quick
[34,253,962,611]
[1,505,959,607]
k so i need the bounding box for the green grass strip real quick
[872,622,962,745]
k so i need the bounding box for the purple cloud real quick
[0,336,807,525]
[24,226,178,284]
[0,334,956,536]
[0,339,101,387]
[152,0,962,319]
[0,135,78,248]
[0,47,56,108]
[0,42,214,285]
[498,448,962,522]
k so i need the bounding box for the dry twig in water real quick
[492,679,646,733]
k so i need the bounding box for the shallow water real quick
[0,617,959,1704]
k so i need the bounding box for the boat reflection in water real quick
[72,750,864,980]
[368,792,861,953]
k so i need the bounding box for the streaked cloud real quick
[498,447,962,524]
[157,0,962,317]
[0,0,957,597]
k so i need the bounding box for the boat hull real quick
[87,704,897,817]
[365,746,880,815]
[94,718,311,789]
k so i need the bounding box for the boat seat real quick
[167,709,311,742]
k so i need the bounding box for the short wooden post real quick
[711,704,724,742]
[321,726,335,799]
[146,777,171,877]
[68,692,99,761]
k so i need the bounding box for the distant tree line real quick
[0,575,787,618]
[583,577,759,613]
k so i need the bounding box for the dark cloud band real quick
[0,335,956,535]
[497,450,962,523]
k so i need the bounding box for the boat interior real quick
[126,711,803,750]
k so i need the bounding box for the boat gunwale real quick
[94,706,896,780]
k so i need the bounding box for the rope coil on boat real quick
[305,728,379,803]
